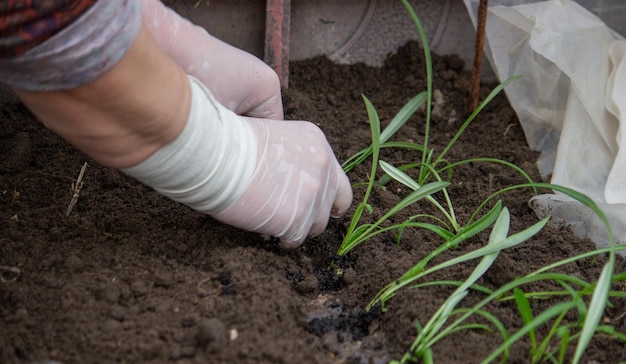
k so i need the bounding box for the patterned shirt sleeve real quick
[0,0,142,91]
[0,0,99,58]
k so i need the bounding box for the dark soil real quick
[2,41,625,364]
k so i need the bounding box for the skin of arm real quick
[11,22,190,170]
[8,12,353,247]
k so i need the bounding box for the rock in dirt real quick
[295,275,319,295]
[341,267,357,286]
[130,278,149,297]
[64,254,84,272]
[194,318,228,352]
[182,313,200,327]
[109,306,125,322]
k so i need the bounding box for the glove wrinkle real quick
[122,75,257,214]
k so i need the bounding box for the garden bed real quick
[1,41,625,363]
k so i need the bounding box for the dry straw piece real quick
[66,162,88,216]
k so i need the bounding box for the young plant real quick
[478,248,623,364]
[338,0,528,260]
[337,0,621,362]
[389,206,547,363]
[338,95,450,256]
[391,242,626,364]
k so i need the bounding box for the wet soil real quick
[1,42,625,363]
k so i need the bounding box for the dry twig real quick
[66,162,88,216]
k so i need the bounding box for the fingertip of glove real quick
[331,174,353,218]
[330,210,347,219]
[279,239,303,249]
[278,231,306,249]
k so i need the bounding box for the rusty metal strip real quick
[265,0,291,89]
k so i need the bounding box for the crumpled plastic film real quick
[462,0,626,251]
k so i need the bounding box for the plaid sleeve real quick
[0,0,98,58]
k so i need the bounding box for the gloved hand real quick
[141,0,283,120]
[123,76,352,248]
[213,117,353,247]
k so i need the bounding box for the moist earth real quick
[1,41,625,363]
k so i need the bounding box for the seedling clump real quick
[337,1,623,363]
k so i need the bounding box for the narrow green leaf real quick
[380,160,420,190]
[413,201,503,271]
[381,92,427,143]
[380,160,458,229]
[342,93,427,172]
[471,182,615,247]
[378,181,450,221]
[596,325,626,342]
[573,262,613,364]
[400,0,433,183]
[513,288,537,349]
[370,210,548,310]
[410,212,511,358]
[558,326,571,364]
[432,76,521,171]
[410,280,494,295]
[343,221,452,253]
[439,157,536,194]
[340,95,381,253]
[480,301,579,364]
[339,180,450,256]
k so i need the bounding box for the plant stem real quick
[401,0,433,184]
[469,0,489,112]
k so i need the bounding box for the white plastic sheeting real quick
[463,0,626,251]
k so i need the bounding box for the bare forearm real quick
[3,0,352,247]
[13,23,191,169]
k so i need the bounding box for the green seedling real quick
[338,0,527,261]
[392,242,625,364]
[336,0,621,362]
[390,207,540,363]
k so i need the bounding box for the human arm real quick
[9,16,352,247]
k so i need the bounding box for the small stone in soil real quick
[341,268,357,285]
[182,313,199,327]
[64,254,84,272]
[154,272,174,288]
[109,306,125,321]
[295,275,319,295]
[195,318,228,352]
[130,279,149,297]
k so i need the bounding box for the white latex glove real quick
[141,0,283,120]
[213,117,353,247]
[123,77,352,248]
